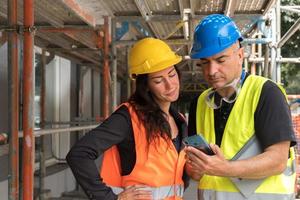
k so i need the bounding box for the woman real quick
[66,38,188,200]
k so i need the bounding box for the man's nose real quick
[207,62,219,76]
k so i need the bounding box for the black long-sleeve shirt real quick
[66,105,188,200]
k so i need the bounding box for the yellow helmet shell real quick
[128,38,182,77]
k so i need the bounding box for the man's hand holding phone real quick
[184,135,230,179]
[183,134,215,155]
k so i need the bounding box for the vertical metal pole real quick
[91,68,95,118]
[111,18,117,109]
[276,0,281,83]
[102,16,110,118]
[39,49,46,200]
[258,33,262,76]
[250,42,256,75]
[7,0,19,199]
[263,44,269,78]
[22,0,35,199]
[126,47,131,99]
[270,8,277,81]
[243,58,248,72]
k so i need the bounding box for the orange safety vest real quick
[101,103,186,200]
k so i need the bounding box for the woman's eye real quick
[169,73,176,77]
[153,80,162,84]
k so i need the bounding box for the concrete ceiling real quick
[0,0,277,94]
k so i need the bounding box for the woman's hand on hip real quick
[117,185,152,200]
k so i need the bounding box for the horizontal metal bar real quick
[280,6,300,14]
[44,121,99,125]
[18,125,98,138]
[287,95,300,99]
[242,38,272,44]
[114,39,191,46]
[114,14,258,22]
[45,47,101,52]
[37,26,99,32]
[248,57,300,63]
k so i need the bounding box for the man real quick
[185,14,297,200]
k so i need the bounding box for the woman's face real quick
[147,66,180,105]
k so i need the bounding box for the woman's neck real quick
[157,101,171,115]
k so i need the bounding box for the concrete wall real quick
[93,70,101,118]
[45,56,71,159]
[0,180,8,200]
[44,168,76,198]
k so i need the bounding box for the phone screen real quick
[183,134,214,155]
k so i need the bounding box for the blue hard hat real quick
[190,14,243,59]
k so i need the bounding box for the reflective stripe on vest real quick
[108,185,184,199]
[196,75,296,199]
[198,189,295,200]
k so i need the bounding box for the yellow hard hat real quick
[128,37,182,77]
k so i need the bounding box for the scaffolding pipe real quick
[249,57,300,63]
[257,33,262,76]
[111,19,117,110]
[7,0,19,199]
[276,0,281,83]
[18,125,98,137]
[270,8,277,81]
[38,27,97,32]
[242,38,272,44]
[263,45,269,77]
[126,47,131,99]
[22,0,35,199]
[250,42,256,74]
[280,6,300,15]
[38,49,46,200]
[102,16,110,118]
[114,39,192,46]
[277,18,300,48]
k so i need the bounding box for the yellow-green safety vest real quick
[196,75,296,200]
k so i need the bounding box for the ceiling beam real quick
[189,0,195,19]
[133,0,160,37]
[60,0,96,27]
[36,25,102,49]
[178,0,184,18]
[35,0,65,27]
[64,31,98,49]
[262,0,277,15]
[37,32,100,65]
[224,0,236,17]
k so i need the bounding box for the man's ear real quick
[238,47,244,64]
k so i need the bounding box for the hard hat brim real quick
[190,43,232,59]
[130,55,182,77]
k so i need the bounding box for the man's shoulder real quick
[261,80,285,98]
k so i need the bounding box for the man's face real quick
[196,42,244,89]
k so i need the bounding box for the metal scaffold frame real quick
[1,0,299,200]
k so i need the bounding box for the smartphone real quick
[183,134,214,155]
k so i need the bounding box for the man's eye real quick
[200,62,209,66]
